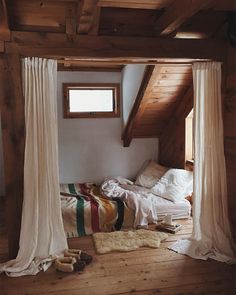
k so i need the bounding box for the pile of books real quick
[156,222,182,234]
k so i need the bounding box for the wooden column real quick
[0,44,25,258]
[224,44,236,242]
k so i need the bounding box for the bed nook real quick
[60,160,193,238]
[0,1,236,293]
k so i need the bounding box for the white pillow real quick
[135,160,168,188]
[151,168,193,203]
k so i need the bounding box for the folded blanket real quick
[60,182,134,237]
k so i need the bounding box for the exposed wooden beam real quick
[0,0,11,41]
[155,0,214,36]
[65,10,77,41]
[77,0,101,35]
[122,65,155,147]
[11,31,226,61]
[132,66,163,129]
[0,44,25,259]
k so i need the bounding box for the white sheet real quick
[100,178,191,227]
[122,183,191,220]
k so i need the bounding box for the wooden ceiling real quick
[1,0,235,145]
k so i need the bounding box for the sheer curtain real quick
[0,57,68,276]
[169,62,236,263]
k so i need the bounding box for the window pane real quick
[69,89,113,112]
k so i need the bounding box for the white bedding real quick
[100,177,191,227]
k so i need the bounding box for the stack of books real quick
[156,222,182,234]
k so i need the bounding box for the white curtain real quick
[0,57,68,276]
[169,62,236,263]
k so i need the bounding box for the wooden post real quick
[0,44,25,259]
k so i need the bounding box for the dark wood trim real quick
[11,31,226,61]
[63,83,120,118]
[154,0,215,36]
[122,65,155,147]
[0,44,25,259]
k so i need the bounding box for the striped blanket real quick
[60,183,134,238]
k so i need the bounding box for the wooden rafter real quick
[65,9,77,40]
[0,0,10,41]
[11,31,226,61]
[155,0,215,36]
[77,0,101,35]
[122,65,155,147]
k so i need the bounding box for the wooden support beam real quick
[77,0,101,35]
[0,0,11,41]
[132,66,163,129]
[122,65,155,147]
[159,86,193,168]
[0,44,25,259]
[155,0,214,36]
[11,31,226,61]
[0,41,4,52]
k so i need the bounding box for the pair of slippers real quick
[55,249,93,273]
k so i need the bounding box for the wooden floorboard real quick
[0,197,235,295]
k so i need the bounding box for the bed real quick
[60,161,192,238]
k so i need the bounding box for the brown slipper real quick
[73,260,86,272]
[80,251,93,265]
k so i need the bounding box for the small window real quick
[63,83,120,118]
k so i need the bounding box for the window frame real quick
[63,83,120,118]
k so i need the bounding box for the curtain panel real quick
[0,57,67,276]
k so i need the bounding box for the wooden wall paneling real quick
[154,0,215,36]
[0,0,11,41]
[159,86,193,168]
[122,65,155,147]
[0,44,25,258]
[0,41,4,52]
[224,44,236,241]
[7,0,77,32]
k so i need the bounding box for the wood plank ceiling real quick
[2,0,235,145]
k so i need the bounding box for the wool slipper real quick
[54,257,76,273]
[64,249,93,265]
[54,257,86,273]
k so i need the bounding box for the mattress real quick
[152,195,191,221]
[119,183,191,221]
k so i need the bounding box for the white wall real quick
[122,64,146,126]
[0,117,5,196]
[58,71,158,184]
[0,69,158,192]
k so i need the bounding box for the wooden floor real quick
[0,198,235,295]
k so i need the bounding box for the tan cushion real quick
[135,160,168,188]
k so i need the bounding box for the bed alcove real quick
[0,40,236,261]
